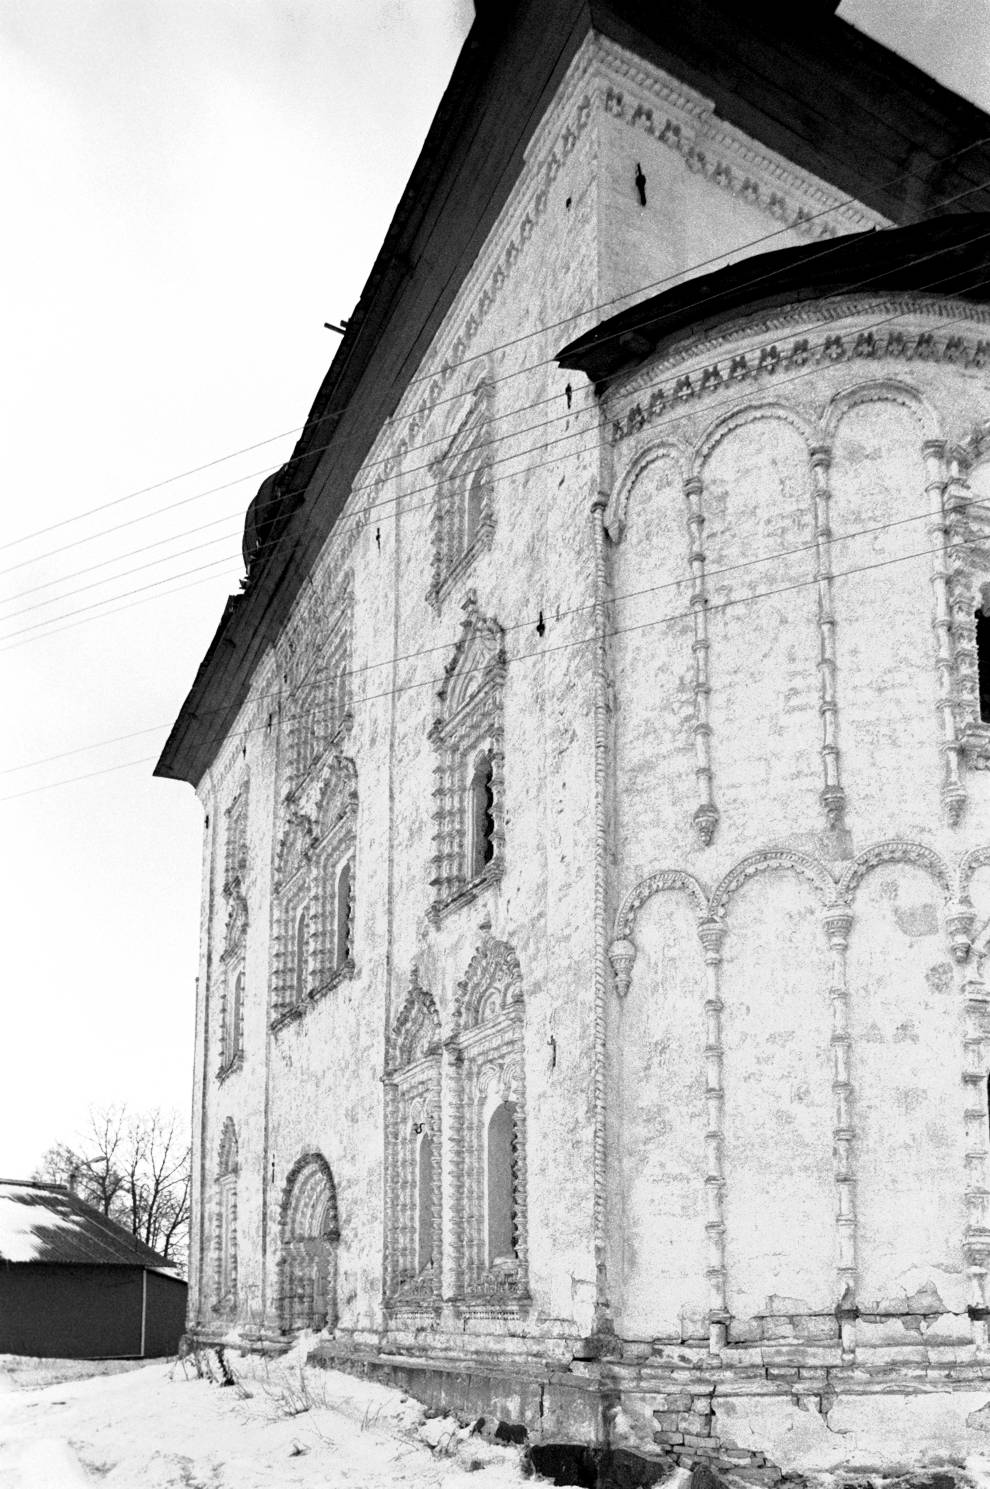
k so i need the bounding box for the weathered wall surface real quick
[606,297,990,1366]
[172,25,990,1477]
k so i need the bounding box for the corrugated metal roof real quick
[0,1181,178,1268]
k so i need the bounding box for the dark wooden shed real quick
[0,1180,187,1359]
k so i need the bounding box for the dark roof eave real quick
[156,1,990,788]
[555,214,990,386]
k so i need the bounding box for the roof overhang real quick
[556,213,990,385]
[155,0,990,788]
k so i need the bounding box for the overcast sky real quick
[1,0,988,1180]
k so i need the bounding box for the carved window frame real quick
[448,937,529,1314]
[427,380,495,610]
[310,758,359,998]
[950,442,990,769]
[217,951,245,1080]
[223,780,249,895]
[271,813,314,1028]
[428,595,506,921]
[384,973,443,1313]
[213,1119,238,1317]
[271,758,358,1030]
[281,579,354,801]
[217,778,249,1076]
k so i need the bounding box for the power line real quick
[0,512,246,606]
[0,531,965,804]
[6,253,989,647]
[9,200,990,612]
[5,471,986,774]
[5,139,987,562]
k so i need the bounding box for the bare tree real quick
[35,1106,190,1274]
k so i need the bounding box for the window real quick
[271,813,312,1023]
[281,579,353,797]
[429,595,505,920]
[334,859,353,970]
[427,380,495,608]
[223,783,249,893]
[978,609,990,723]
[448,935,528,1306]
[384,971,442,1308]
[469,753,496,879]
[220,967,244,1071]
[294,907,309,1003]
[486,1102,518,1266]
[271,758,357,1026]
[416,1131,435,1274]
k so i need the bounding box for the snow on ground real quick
[0,1340,531,1488]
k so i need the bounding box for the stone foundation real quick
[300,1329,990,1482]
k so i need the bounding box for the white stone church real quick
[157,0,990,1474]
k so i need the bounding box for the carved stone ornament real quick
[429,594,507,921]
[427,378,496,611]
[384,969,443,1309]
[445,936,529,1308]
[608,937,636,998]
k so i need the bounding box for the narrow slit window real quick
[486,1101,518,1267]
[978,609,990,723]
[334,860,353,969]
[469,754,495,880]
[225,970,244,1061]
[464,472,484,549]
[294,906,309,1002]
[416,1131,434,1273]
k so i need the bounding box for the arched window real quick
[334,860,353,969]
[469,753,495,880]
[294,906,309,1003]
[486,1101,518,1267]
[416,1130,435,1274]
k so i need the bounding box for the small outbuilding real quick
[0,1180,187,1359]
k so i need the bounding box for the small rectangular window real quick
[978,609,990,723]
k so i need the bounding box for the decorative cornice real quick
[596,35,886,243]
[608,296,990,444]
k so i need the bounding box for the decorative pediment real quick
[274,811,313,891]
[388,969,442,1071]
[456,934,523,1033]
[315,754,358,839]
[436,593,505,723]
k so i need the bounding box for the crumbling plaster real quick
[180,28,990,1475]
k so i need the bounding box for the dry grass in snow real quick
[0,1339,530,1488]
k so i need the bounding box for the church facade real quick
[157,2,990,1474]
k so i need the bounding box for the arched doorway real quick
[278,1153,340,1333]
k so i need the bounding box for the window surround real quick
[271,756,358,1032]
[281,579,354,802]
[427,378,495,611]
[428,593,506,922]
[447,934,529,1314]
[383,970,443,1313]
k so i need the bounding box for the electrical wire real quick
[8,194,990,613]
[5,136,988,563]
[4,467,986,774]
[0,529,968,804]
[6,249,990,647]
